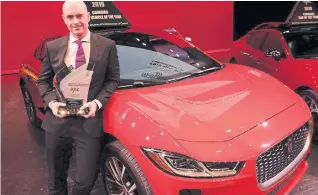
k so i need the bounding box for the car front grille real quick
[256,123,309,186]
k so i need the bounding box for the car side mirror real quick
[265,48,284,61]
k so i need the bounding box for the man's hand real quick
[50,101,67,118]
[79,101,98,118]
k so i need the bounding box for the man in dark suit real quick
[37,1,120,194]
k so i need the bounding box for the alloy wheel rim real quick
[23,90,34,122]
[105,157,138,195]
[302,95,318,132]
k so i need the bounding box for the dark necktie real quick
[74,40,86,69]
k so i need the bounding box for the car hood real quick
[128,66,298,142]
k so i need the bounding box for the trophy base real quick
[57,106,90,116]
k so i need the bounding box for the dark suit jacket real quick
[37,32,120,137]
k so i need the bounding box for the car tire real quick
[298,89,318,142]
[21,84,41,128]
[100,140,154,195]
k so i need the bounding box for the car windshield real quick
[284,31,318,59]
[106,32,223,88]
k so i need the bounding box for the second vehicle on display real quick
[230,1,318,142]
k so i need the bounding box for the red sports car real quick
[19,26,313,195]
[230,21,318,143]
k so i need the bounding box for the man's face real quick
[62,4,90,38]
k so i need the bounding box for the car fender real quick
[103,93,189,156]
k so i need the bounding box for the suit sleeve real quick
[37,44,57,108]
[95,41,120,107]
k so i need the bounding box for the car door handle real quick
[241,51,251,56]
[256,61,264,65]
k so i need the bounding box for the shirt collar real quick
[69,30,90,43]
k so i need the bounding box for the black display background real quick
[233,1,295,40]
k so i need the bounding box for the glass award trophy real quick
[53,62,95,116]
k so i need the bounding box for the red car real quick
[19,25,313,195]
[230,21,318,143]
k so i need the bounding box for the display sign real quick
[84,1,131,28]
[286,1,318,24]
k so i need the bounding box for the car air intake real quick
[267,171,296,195]
[179,189,201,195]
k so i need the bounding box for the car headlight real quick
[142,148,245,178]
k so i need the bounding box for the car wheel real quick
[100,140,154,195]
[299,89,318,142]
[21,85,41,128]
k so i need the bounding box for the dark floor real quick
[1,74,318,195]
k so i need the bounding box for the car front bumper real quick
[128,144,309,195]
[125,101,312,195]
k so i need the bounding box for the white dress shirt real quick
[65,31,91,70]
[49,30,102,110]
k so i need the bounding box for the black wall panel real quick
[234,1,296,40]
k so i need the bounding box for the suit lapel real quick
[89,33,101,69]
[57,36,69,71]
